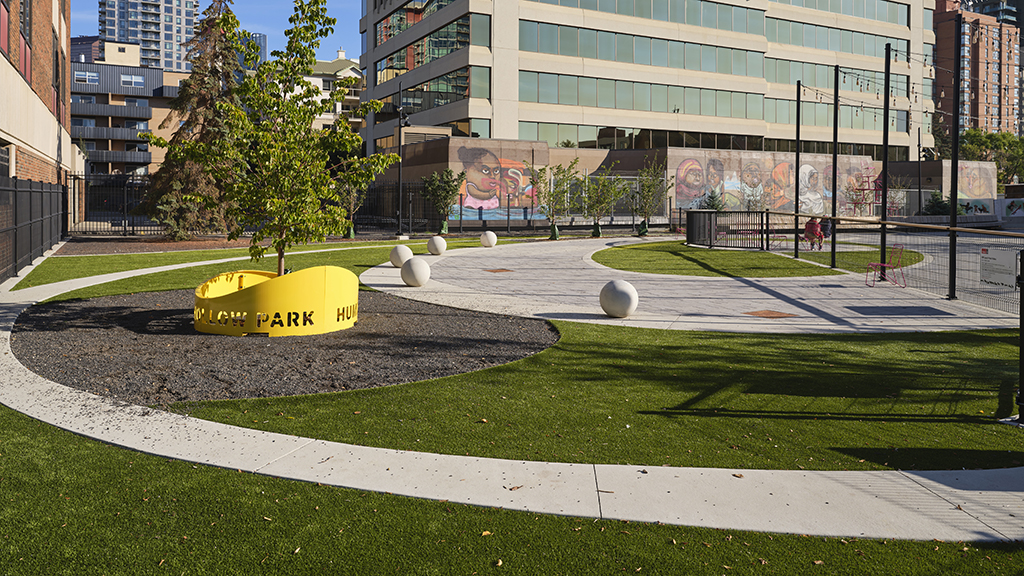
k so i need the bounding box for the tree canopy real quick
[152,0,397,274]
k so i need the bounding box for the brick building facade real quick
[1,0,84,183]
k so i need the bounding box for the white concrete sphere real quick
[427,235,447,255]
[401,256,431,287]
[390,244,414,268]
[600,280,639,318]
[481,230,497,247]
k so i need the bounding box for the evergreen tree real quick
[141,0,243,239]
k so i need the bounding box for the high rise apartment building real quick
[966,0,1019,25]
[936,0,1020,134]
[359,0,936,160]
[97,0,200,71]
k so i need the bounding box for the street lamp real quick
[395,87,411,236]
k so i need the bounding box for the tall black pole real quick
[831,64,840,268]
[396,81,404,237]
[949,13,962,300]
[880,42,891,275]
[795,80,801,259]
[917,126,923,214]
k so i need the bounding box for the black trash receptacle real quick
[686,210,717,246]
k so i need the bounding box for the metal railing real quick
[764,210,1024,315]
[0,176,66,284]
[68,173,162,235]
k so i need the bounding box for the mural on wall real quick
[958,165,993,214]
[670,152,892,217]
[454,146,542,220]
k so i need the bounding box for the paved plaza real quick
[0,237,1021,542]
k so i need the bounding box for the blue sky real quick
[71,0,364,63]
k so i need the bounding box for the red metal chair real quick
[866,244,906,288]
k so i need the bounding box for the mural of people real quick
[458,147,501,210]
[676,158,705,209]
[454,147,543,220]
[798,164,825,215]
[957,165,994,214]
[704,159,725,208]
[764,162,794,210]
[740,162,765,210]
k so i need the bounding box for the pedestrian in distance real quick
[804,217,824,251]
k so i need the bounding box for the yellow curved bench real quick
[194,266,359,337]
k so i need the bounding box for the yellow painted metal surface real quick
[194,266,359,337]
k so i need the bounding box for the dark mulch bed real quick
[11,290,559,409]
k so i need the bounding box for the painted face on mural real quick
[457,147,501,201]
[741,164,761,189]
[466,156,500,199]
[706,163,723,190]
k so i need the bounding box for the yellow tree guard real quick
[194,266,359,337]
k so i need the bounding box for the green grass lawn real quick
[799,243,925,272]
[12,239,439,291]
[592,242,846,277]
[4,238,1022,572]
[1,403,1020,575]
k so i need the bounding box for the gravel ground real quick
[11,289,559,410]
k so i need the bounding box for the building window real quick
[120,74,145,87]
[75,71,100,84]
[124,119,148,130]
[0,0,9,57]
[71,94,96,104]
[322,79,333,91]
[70,117,96,127]
[125,97,148,106]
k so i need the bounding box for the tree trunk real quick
[549,222,560,240]
[439,220,448,235]
[277,246,285,277]
[638,219,649,236]
[592,221,602,238]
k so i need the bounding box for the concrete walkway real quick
[361,236,1019,334]
[0,238,1021,542]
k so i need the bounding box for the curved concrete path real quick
[0,239,1021,542]
[361,237,1018,333]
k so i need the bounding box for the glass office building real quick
[359,0,936,160]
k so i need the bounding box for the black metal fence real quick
[68,173,161,235]
[0,176,66,285]
[684,210,792,250]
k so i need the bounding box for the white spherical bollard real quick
[401,256,431,287]
[427,235,447,255]
[481,230,497,248]
[390,244,413,268]
[600,280,639,318]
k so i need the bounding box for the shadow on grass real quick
[545,327,1019,415]
[635,407,991,425]
[833,447,1024,472]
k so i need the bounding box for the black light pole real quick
[795,80,802,259]
[949,13,963,300]
[395,82,410,236]
[880,43,892,277]
[831,64,840,268]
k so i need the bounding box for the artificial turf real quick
[591,242,847,277]
[4,237,1022,572]
[1,403,1020,575]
